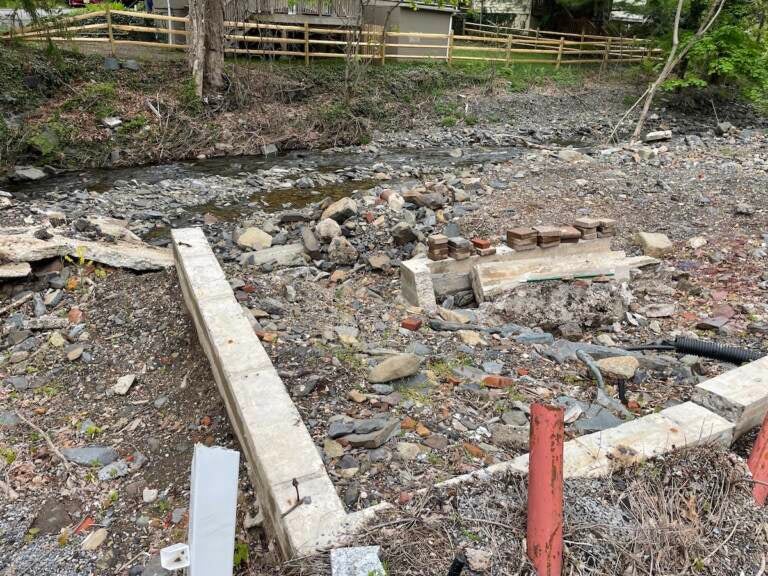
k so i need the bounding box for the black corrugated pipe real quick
[673,336,764,364]
[447,557,465,576]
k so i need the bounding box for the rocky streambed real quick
[2,88,768,575]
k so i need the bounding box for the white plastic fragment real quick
[188,444,240,576]
[160,543,190,571]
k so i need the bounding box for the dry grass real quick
[264,447,766,576]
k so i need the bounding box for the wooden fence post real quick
[505,34,511,65]
[447,29,454,66]
[106,7,116,57]
[579,27,584,60]
[618,32,623,62]
[380,29,386,65]
[304,21,309,65]
[601,37,611,72]
[556,36,564,69]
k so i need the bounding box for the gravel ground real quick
[1,79,767,575]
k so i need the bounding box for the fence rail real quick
[1,9,658,67]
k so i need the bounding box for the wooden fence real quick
[1,9,659,67]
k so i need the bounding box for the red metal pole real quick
[527,403,564,576]
[747,411,768,506]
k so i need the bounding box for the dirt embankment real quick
[0,43,533,175]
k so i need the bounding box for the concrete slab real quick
[692,355,768,437]
[172,228,348,559]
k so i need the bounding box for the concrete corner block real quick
[692,355,768,437]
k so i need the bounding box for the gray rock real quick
[62,446,119,466]
[391,222,417,245]
[301,226,321,258]
[406,342,431,356]
[321,197,358,223]
[338,418,400,449]
[328,418,355,439]
[98,459,130,481]
[501,409,528,427]
[354,417,387,434]
[490,424,529,450]
[371,384,394,395]
[104,57,120,71]
[328,236,358,265]
[0,410,21,428]
[5,375,29,391]
[13,166,47,181]
[123,59,140,71]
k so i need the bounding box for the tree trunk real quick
[188,0,206,98]
[204,0,224,92]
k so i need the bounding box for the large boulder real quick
[321,197,358,223]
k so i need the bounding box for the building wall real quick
[364,5,452,58]
[472,0,532,27]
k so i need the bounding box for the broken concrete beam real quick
[480,401,734,482]
[692,355,768,437]
[0,229,173,271]
[172,228,348,558]
[401,241,611,309]
[470,250,636,303]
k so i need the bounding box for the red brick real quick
[482,375,516,389]
[471,237,491,249]
[401,317,423,331]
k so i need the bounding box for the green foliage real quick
[179,78,203,114]
[662,25,768,108]
[233,541,249,568]
[0,447,16,465]
[118,114,148,134]
[64,82,117,119]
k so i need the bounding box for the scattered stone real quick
[340,418,400,449]
[321,197,358,223]
[142,488,158,503]
[62,446,119,466]
[596,356,640,380]
[688,236,707,249]
[81,528,108,551]
[458,330,485,347]
[316,218,342,241]
[324,438,345,458]
[328,236,358,265]
[102,117,123,129]
[397,442,422,460]
[113,374,136,395]
[328,418,356,439]
[368,354,422,383]
[635,232,673,257]
[236,227,272,251]
[367,253,391,271]
[490,424,529,450]
[735,203,755,216]
[465,548,492,572]
[643,130,672,142]
[501,409,528,427]
[13,166,47,181]
[98,460,130,481]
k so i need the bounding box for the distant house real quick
[471,0,532,29]
[153,0,455,57]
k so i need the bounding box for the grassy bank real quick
[0,42,626,173]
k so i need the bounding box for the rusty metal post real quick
[527,403,564,576]
[748,411,768,506]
